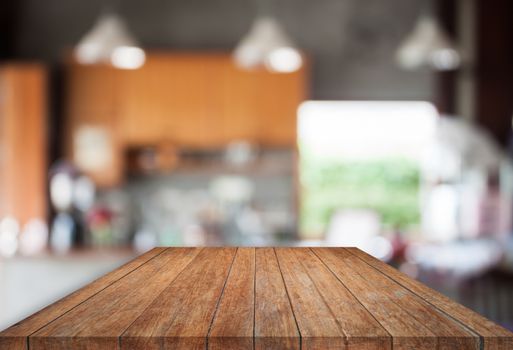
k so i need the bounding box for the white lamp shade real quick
[234,16,302,73]
[75,13,145,69]
[396,16,460,71]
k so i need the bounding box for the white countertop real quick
[0,249,135,331]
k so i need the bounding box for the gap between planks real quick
[18,247,496,349]
[205,247,239,349]
[343,248,484,350]
[253,248,256,350]
[25,248,169,346]
[308,247,394,348]
[116,247,206,348]
[272,247,303,349]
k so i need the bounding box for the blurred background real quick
[1,0,513,332]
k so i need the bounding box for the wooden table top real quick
[1,247,512,350]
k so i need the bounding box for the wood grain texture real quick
[209,248,255,350]
[275,248,347,349]
[1,247,512,349]
[290,248,391,349]
[347,247,513,350]
[120,247,236,350]
[255,248,300,350]
[30,248,200,349]
[313,248,480,350]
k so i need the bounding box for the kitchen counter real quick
[1,247,512,349]
[0,249,135,332]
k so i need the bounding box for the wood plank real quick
[120,248,236,350]
[313,248,480,350]
[292,248,391,349]
[0,247,165,350]
[29,248,200,349]
[208,248,255,349]
[275,248,346,349]
[254,248,300,350]
[2,247,511,349]
[347,247,513,350]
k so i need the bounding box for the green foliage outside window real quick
[300,148,421,238]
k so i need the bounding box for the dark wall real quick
[4,0,433,100]
[0,2,20,58]
[475,0,513,146]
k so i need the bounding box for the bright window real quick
[298,101,439,239]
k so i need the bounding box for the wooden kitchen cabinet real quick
[207,56,306,146]
[66,110,124,188]
[253,68,307,146]
[118,54,211,147]
[157,55,211,147]
[213,60,260,144]
[0,64,47,225]
[66,62,119,116]
[64,62,123,187]
[65,52,307,186]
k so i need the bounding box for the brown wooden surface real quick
[1,248,512,350]
[0,63,47,226]
[64,53,307,187]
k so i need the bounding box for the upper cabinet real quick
[65,52,308,186]
[0,64,47,224]
[117,54,213,146]
[252,67,307,146]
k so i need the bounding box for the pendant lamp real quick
[234,15,302,73]
[397,14,460,71]
[75,11,145,69]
